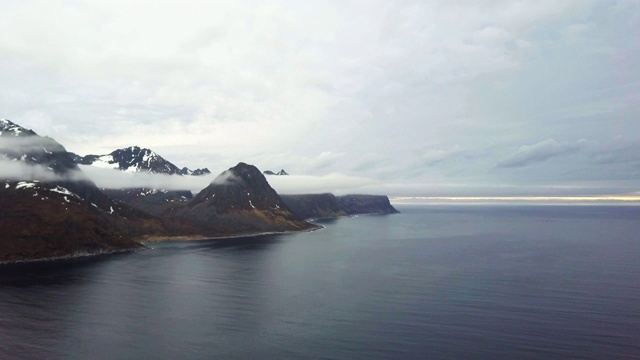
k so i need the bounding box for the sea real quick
[1,205,639,359]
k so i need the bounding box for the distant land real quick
[263,169,289,176]
[0,119,398,263]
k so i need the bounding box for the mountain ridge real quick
[0,118,398,263]
[74,146,210,176]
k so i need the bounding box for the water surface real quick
[1,205,639,359]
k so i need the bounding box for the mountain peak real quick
[75,146,210,176]
[76,146,180,174]
[170,162,313,234]
[263,168,289,176]
[0,118,37,137]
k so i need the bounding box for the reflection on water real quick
[1,206,639,359]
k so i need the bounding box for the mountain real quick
[179,167,211,176]
[75,146,182,174]
[1,119,81,175]
[336,195,400,215]
[0,180,144,262]
[281,193,399,220]
[104,188,193,216]
[263,169,289,175]
[0,119,172,262]
[1,119,398,262]
[0,118,37,137]
[281,193,347,219]
[75,146,210,176]
[168,163,316,235]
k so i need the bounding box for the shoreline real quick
[0,247,146,266]
[0,224,324,266]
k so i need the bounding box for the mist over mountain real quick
[0,119,398,262]
[167,162,316,235]
[0,119,170,262]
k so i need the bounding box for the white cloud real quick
[79,165,214,192]
[267,174,375,195]
[0,158,71,182]
[498,139,586,168]
[1,0,639,196]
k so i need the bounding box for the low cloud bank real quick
[4,159,636,200]
[267,174,376,195]
[79,165,214,192]
[0,158,70,182]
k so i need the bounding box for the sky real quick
[1,0,639,198]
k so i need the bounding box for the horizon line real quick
[390,196,640,204]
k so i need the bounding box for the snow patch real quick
[49,186,76,197]
[16,181,37,189]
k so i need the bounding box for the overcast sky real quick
[1,0,639,197]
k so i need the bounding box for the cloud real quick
[267,174,375,195]
[0,134,65,155]
[0,158,71,182]
[79,165,214,192]
[1,1,639,197]
[498,139,586,168]
[209,169,239,185]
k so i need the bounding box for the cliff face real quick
[281,193,347,219]
[168,163,317,235]
[336,195,400,215]
[281,193,399,219]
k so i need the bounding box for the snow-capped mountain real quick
[0,119,161,262]
[1,118,83,175]
[75,146,210,176]
[179,166,211,176]
[0,118,37,137]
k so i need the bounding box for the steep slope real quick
[104,188,193,216]
[336,195,400,215]
[281,193,347,219]
[169,163,316,235]
[281,193,399,219]
[0,181,142,261]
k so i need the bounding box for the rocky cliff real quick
[281,193,399,219]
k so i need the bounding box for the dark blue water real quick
[1,205,639,359]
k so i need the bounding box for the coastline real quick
[0,247,146,266]
[0,224,324,265]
